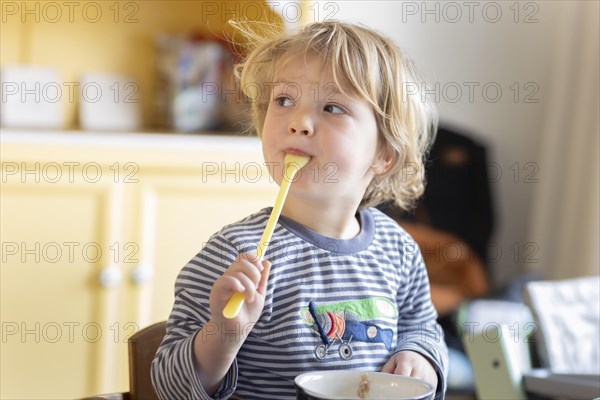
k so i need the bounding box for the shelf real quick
[0,128,264,166]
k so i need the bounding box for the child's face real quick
[261,56,386,207]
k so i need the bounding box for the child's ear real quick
[372,146,393,175]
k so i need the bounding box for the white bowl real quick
[295,370,434,400]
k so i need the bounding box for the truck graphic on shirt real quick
[300,298,396,360]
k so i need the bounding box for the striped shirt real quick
[151,207,448,399]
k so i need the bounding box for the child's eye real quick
[324,104,345,114]
[276,96,294,107]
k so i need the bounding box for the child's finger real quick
[385,353,412,376]
[226,261,260,287]
[394,363,412,376]
[381,357,396,374]
[257,260,272,295]
[231,271,257,303]
[219,275,246,295]
[238,259,262,285]
[238,252,263,270]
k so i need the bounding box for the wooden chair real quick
[81,321,166,400]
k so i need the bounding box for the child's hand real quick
[209,253,271,334]
[381,350,438,392]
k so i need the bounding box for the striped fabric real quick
[152,207,448,399]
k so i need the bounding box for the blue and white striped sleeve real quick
[151,235,239,400]
[396,244,449,400]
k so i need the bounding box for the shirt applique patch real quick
[300,298,396,360]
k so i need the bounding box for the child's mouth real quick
[285,147,310,157]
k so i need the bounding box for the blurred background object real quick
[154,33,245,132]
[379,125,495,313]
[465,276,600,399]
[1,65,63,128]
[79,73,142,131]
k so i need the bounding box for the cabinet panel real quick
[0,181,123,399]
[129,175,278,327]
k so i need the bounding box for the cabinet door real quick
[0,177,125,399]
[124,171,278,329]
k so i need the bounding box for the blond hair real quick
[233,21,437,210]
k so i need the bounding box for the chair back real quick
[128,321,166,400]
[523,276,600,374]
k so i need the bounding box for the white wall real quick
[309,0,567,287]
[527,1,599,280]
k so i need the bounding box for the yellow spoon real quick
[222,153,311,319]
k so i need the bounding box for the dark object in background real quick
[378,125,495,352]
[380,125,495,270]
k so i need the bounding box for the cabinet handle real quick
[99,265,122,288]
[131,265,154,285]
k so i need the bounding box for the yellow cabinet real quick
[1,176,123,398]
[0,130,277,399]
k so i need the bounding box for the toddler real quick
[152,21,448,400]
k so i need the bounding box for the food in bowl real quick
[295,370,434,400]
[357,373,369,398]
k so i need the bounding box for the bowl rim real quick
[294,370,435,400]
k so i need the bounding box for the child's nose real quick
[288,112,314,136]
[289,126,312,135]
